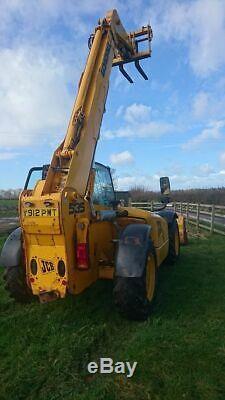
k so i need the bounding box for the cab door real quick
[89,163,116,270]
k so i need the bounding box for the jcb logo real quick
[41,260,54,273]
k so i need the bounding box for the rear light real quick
[76,243,89,270]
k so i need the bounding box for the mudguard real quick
[177,215,188,245]
[115,224,153,277]
[0,227,22,268]
[156,210,177,226]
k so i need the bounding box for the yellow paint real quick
[178,215,188,245]
[146,255,156,301]
[18,10,176,304]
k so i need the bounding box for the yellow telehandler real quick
[0,10,182,320]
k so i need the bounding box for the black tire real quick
[113,251,157,321]
[166,219,180,264]
[3,265,32,303]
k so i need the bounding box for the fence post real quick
[180,202,182,214]
[151,200,153,212]
[186,203,189,224]
[196,203,200,232]
[210,204,215,234]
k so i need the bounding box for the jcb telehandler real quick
[0,10,182,320]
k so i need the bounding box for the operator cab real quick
[24,165,49,190]
[24,164,171,209]
[24,162,116,207]
[92,162,115,206]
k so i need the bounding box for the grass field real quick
[1,233,225,400]
[0,199,18,217]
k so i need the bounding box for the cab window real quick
[24,165,49,190]
[93,163,115,206]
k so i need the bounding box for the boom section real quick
[41,9,152,197]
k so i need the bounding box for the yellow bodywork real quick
[18,10,172,303]
[178,215,188,245]
[21,182,169,300]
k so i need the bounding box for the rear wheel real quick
[113,249,157,321]
[3,265,32,303]
[167,219,180,264]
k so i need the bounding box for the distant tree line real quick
[0,189,21,199]
[130,186,225,205]
[1,186,225,205]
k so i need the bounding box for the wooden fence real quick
[130,201,225,236]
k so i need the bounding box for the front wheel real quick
[113,250,157,321]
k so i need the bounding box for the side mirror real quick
[160,176,170,195]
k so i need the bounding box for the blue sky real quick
[0,0,225,190]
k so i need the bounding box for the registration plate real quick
[24,208,58,217]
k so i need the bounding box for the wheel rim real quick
[146,255,156,301]
[175,228,180,255]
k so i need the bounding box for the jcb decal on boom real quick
[101,42,111,77]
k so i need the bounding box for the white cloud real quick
[115,105,124,118]
[218,169,225,176]
[0,152,19,161]
[220,151,225,166]
[117,175,159,190]
[150,0,225,76]
[192,92,209,118]
[104,121,173,139]
[198,163,214,176]
[103,103,174,139]
[156,162,183,177]
[0,0,123,42]
[0,2,114,151]
[1,0,225,194]
[117,169,225,190]
[137,121,174,138]
[110,151,134,165]
[0,2,158,152]
[189,0,225,76]
[124,103,151,124]
[182,120,225,150]
[192,90,225,121]
[0,46,75,149]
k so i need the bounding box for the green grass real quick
[0,199,18,217]
[1,234,225,400]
